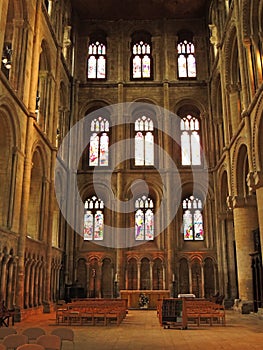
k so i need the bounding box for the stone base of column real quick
[13,306,21,322]
[257,308,263,319]
[42,301,51,313]
[223,298,234,309]
[233,299,254,314]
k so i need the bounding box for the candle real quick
[172,274,175,282]
[115,273,118,282]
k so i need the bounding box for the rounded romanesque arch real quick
[233,143,249,199]
[252,93,263,172]
[0,104,17,228]
[27,145,47,241]
[223,23,237,86]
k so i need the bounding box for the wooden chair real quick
[2,334,28,349]
[0,328,17,341]
[21,328,45,343]
[36,335,61,350]
[51,328,74,350]
[17,345,45,350]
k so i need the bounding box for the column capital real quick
[254,171,263,189]
[231,195,257,209]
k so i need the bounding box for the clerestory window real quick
[84,196,104,241]
[134,115,154,166]
[183,196,204,241]
[87,33,107,80]
[181,115,201,166]
[177,30,196,79]
[89,116,110,167]
[131,31,153,80]
[135,195,154,241]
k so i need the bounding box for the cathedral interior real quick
[0,0,263,319]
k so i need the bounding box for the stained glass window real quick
[135,196,154,241]
[181,115,201,165]
[135,116,154,166]
[87,39,106,79]
[183,196,204,241]
[89,117,109,167]
[131,32,153,80]
[177,40,196,78]
[84,196,104,240]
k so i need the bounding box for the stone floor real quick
[7,309,263,350]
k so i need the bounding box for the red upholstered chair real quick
[17,345,45,350]
[36,335,61,350]
[21,328,46,343]
[2,334,28,349]
[51,328,75,350]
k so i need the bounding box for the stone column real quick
[16,0,42,313]
[85,262,90,297]
[9,19,24,90]
[162,263,166,290]
[232,196,258,308]
[29,261,36,307]
[24,260,32,309]
[189,261,192,294]
[253,172,263,254]
[0,255,8,301]
[149,261,153,290]
[137,262,141,290]
[34,262,40,306]
[38,264,43,305]
[201,263,205,298]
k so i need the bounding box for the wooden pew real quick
[56,299,127,326]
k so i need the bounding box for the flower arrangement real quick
[139,293,149,308]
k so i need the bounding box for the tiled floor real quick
[8,309,263,349]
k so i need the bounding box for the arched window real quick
[183,195,204,241]
[1,43,12,79]
[180,114,201,165]
[134,115,154,166]
[84,196,104,241]
[131,31,153,80]
[177,31,196,78]
[89,116,110,166]
[87,33,107,80]
[135,195,154,241]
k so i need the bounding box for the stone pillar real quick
[189,261,192,294]
[149,261,153,290]
[24,260,32,309]
[201,263,205,298]
[16,0,42,314]
[9,19,24,90]
[0,255,8,301]
[232,196,258,309]
[34,263,40,306]
[29,262,36,307]
[96,262,102,298]
[253,172,263,254]
[85,262,90,297]
[137,262,141,290]
[162,263,166,290]
[38,264,43,305]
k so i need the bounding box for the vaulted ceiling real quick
[72,0,210,20]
